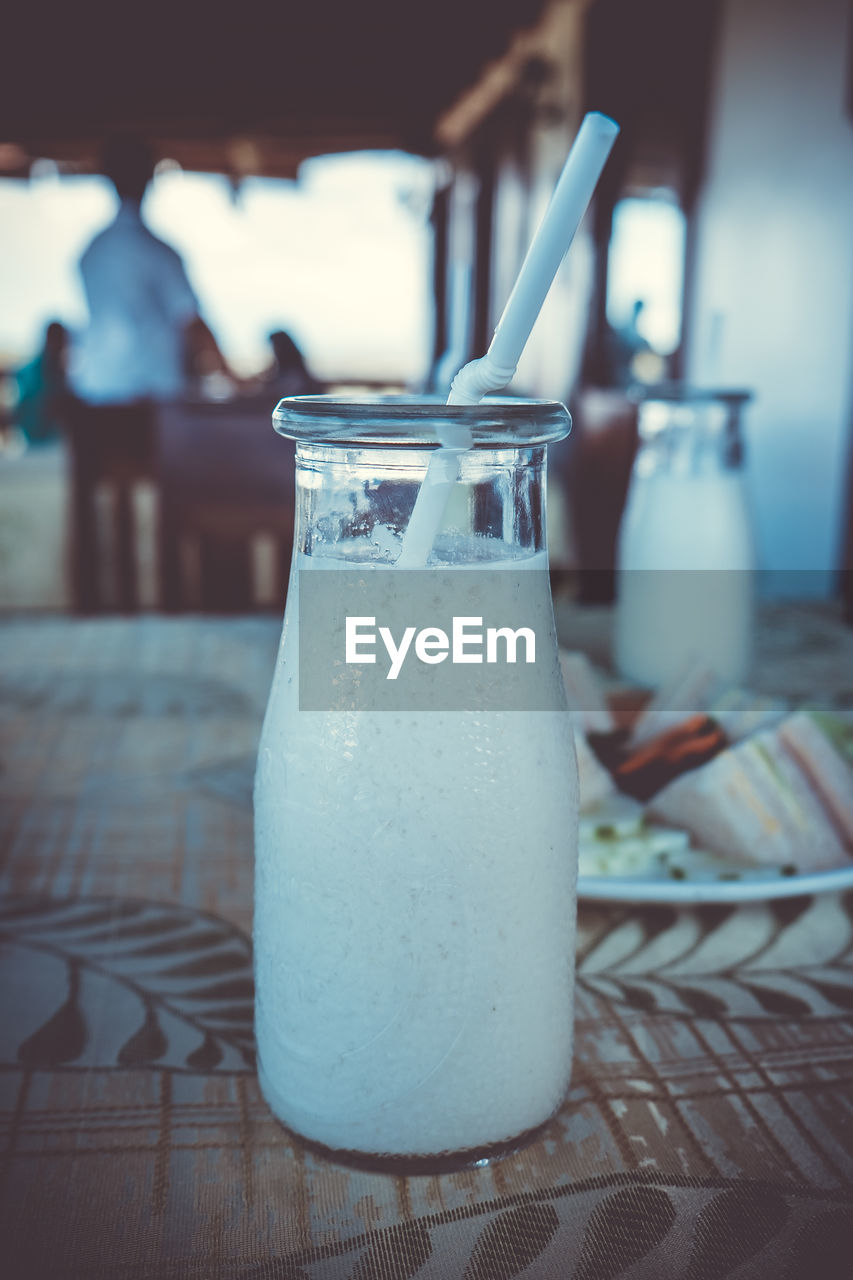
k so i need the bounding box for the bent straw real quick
[396,111,619,569]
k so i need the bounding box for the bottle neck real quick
[636,400,745,477]
[294,442,548,566]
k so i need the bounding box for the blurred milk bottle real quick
[615,388,755,688]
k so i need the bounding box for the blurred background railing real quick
[0,0,851,616]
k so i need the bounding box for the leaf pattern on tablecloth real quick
[666,983,729,1018]
[350,1220,432,1280]
[684,1185,790,1279]
[117,1001,170,1066]
[0,897,254,1073]
[578,894,853,1020]
[303,1178,851,1280]
[17,960,87,1067]
[581,969,853,1020]
[738,981,812,1018]
[572,1186,676,1280]
[236,1262,309,1280]
[462,1203,559,1280]
[580,896,851,977]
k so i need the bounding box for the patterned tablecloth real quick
[2,612,853,1279]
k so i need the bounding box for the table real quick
[2,612,853,1279]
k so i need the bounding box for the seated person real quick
[14,321,69,445]
[267,330,324,396]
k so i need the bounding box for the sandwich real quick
[648,712,853,871]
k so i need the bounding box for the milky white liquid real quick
[615,469,755,688]
[253,544,578,1158]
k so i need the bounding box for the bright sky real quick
[0,151,437,382]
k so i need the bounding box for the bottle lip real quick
[272,394,571,446]
[630,382,752,406]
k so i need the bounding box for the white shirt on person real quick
[72,199,199,404]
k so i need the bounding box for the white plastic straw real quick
[449,112,620,405]
[397,112,619,568]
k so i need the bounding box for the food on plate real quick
[566,648,852,885]
[778,710,853,844]
[648,713,853,871]
[610,714,727,801]
[708,687,788,743]
[579,808,692,878]
[559,650,615,734]
[629,661,720,746]
[579,797,646,844]
[630,658,787,747]
[577,803,770,884]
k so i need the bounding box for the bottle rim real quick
[272,394,571,447]
[630,382,752,407]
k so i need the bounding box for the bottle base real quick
[257,1058,565,1175]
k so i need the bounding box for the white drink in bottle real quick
[254,397,578,1160]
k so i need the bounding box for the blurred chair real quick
[65,399,156,613]
[566,389,639,604]
[156,398,294,612]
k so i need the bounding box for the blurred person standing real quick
[67,135,232,611]
[73,135,230,403]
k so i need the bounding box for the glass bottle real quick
[615,389,755,688]
[254,396,578,1164]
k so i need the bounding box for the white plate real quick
[578,865,853,905]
